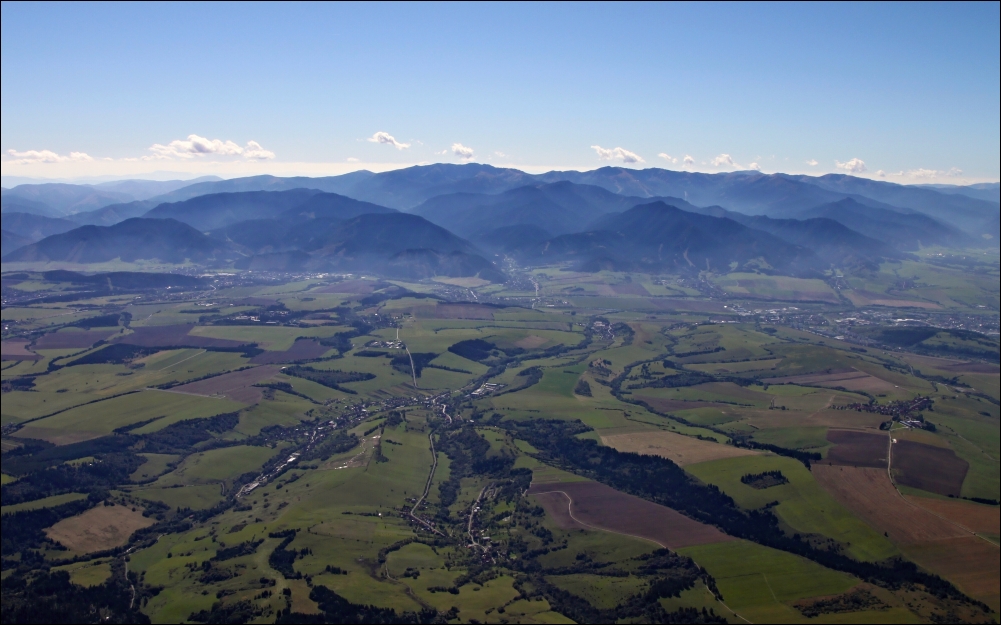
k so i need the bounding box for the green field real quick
[2,260,996,623]
[686,455,898,561]
[16,390,242,443]
[678,540,858,622]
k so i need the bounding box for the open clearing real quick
[155,445,277,487]
[169,364,279,403]
[514,334,549,349]
[825,429,889,468]
[601,430,758,466]
[529,480,732,549]
[892,440,969,497]
[763,368,897,393]
[45,504,154,553]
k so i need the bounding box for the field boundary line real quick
[146,387,216,398]
[885,430,999,548]
[532,488,752,624]
[408,431,442,535]
[155,348,206,371]
[12,389,142,426]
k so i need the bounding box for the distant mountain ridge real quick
[8,164,995,237]
[4,165,996,281]
[1,212,79,242]
[2,218,230,264]
[520,201,820,275]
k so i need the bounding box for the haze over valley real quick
[2,3,998,624]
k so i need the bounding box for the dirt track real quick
[906,496,1001,534]
[812,465,966,544]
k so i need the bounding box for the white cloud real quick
[147,135,275,160]
[346,157,360,162]
[711,153,736,167]
[806,159,819,166]
[747,162,761,171]
[5,149,94,164]
[494,151,507,158]
[904,167,964,179]
[683,155,695,167]
[591,145,644,164]
[658,153,678,164]
[367,131,410,150]
[451,143,474,160]
[876,170,887,178]
[907,168,938,179]
[242,141,276,160]
[835,158,867,174]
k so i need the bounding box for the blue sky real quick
[2,2,998,183]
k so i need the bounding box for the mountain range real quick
[3,165,997,280]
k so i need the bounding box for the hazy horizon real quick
[2,3,998,184]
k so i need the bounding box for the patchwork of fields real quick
[1,266,997,623]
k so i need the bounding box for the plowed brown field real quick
[892,440,969,497]
[906,497,1001,534]
[903,537,1001,612]
[528,481,732,549]
[813,464,1001,610]
[34,329,117,349]
[532,491,587,531]
[825,429,889,468]
[116,324,247,348]
[812,465,965,544]
[601,430,758,466]
[250,338,329,364]
[0,339,39,360]
[169,365,279,403]
[763,369,896,393]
